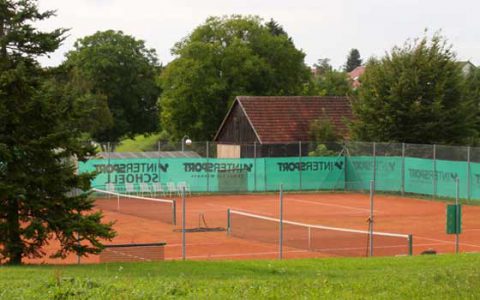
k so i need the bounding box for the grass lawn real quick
[1,254,480,299]
[115,133,161,152]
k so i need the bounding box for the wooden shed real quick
[213,96,352,158]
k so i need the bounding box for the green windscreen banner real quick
[435,160,467,199]
[78,155,479,199]
[79,156,345,193]
[405,158,467,198]
[263,156,344,191]
[79,158,257,193]
[470,162,480,199]
[404,157,435,196]
[345,156,402,192]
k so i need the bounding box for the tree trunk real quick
[6,198,22,264]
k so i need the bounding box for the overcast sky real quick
[37,0,480,69]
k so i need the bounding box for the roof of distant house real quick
[214,96,353,144]
[458,61,476,68]
[348,66,366,88]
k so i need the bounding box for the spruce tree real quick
[344,49,362,72]
[0,0,115,264]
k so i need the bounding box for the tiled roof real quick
[348,66,366,88]
[236,96,352,143]
[348,66,366,79]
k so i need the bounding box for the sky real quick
[37,0,480,69]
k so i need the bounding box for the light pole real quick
[181,135,192,152]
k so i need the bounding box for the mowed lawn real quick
[1,254,480,299]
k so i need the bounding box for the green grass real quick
[115,133,161,152]
[2,254,480,299]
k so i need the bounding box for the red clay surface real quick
[29,192,480,264]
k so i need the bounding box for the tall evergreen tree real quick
[344,49,362,72]
[0,0,115,264]
[265,18,287,36]
[351,35,476,144]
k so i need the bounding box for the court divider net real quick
[227,209,412,257]
[92,188,176,225]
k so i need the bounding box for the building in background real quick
[348,65,366,89]
[458,61,476,76]
[214,96,352,158]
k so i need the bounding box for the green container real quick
[446,204,462,234]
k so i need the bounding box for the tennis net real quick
[93,188,176,225]
[227,209,412,257]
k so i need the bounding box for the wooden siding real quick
[215,102,259,144]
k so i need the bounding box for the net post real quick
[279,184,284,260]
[227,208,231,236]
[408,234,413,256]
[182,186,186,261]
[455,177,460,254]
[369,179,374,257]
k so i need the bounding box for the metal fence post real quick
[254,142,257,192]
[372,142,376,185]
[369,180,374,257]
[455,178,460,254]
[401,143,405,195]
[433,144,437,199]
[279,184,284,260]
[299,141,302,191]
[182,186,186,261]
[206,141,210,192]
[264,155,267,191]
[158,142,162,195]
[344,143,348,191]
[106,142,111,191]
[467,146,471,200]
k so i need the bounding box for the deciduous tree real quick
[65,30,161,144]
[351,35,476,144]
[159,16,311,141]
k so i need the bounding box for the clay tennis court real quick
[29,191,480,264]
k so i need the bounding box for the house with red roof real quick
[348,66,365,89]
[213,96,352,158]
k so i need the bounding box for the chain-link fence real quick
[54,140,480,264]
[81,141,480,200]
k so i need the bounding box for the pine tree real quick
[0,0,115,264]
[344,49,362,72]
